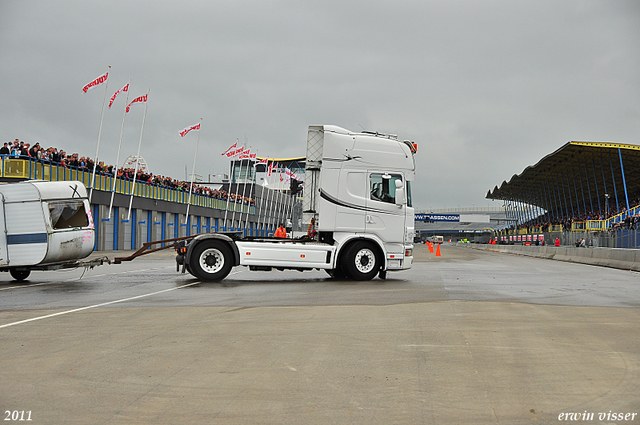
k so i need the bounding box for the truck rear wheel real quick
[10,269,30,282]
[189,240,233,282]
[342,241,380,281]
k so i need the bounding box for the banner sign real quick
[416,213,460,222]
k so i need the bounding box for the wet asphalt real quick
[1,244,638,424]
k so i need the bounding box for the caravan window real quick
[48,201,89,229]
[370,173,402,204]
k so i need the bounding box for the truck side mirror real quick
[394,179,405,206]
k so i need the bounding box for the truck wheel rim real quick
[354,248,375,274]
[199,248,224,274]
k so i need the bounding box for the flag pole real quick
[276,183,284,229]
[222,138,238,231]
[258,162,270,235]
[265,169,276,235]
[127,89,149,221]
[108,79,131,219]
[256,160,268,236]
[185,118,202,224]
[238,146,252,234]
[244,151,258,232]
[89,65,111,203]
[266,164,279,235]
[230,141,245,231]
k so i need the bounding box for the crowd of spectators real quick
[1,138,256,206]
[501,190,640,235]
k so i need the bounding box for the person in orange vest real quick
[554,237,560,247]
[274,223,287,238]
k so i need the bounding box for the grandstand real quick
[485,141,640,248]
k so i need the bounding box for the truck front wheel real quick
[189,240,233,282]
[10,269,30,282]
[342,241,380,281]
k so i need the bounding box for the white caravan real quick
[0,180,95,281]
[176,125,416,281]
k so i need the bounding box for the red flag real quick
[268,161,275,176]
[285,168,297,182]
[256,158,268,165]
[221,142,237,156]
[238,151,256,160]
[82,72,109,93]
[126,94,148,113]
[179,122,201,137]
[108,83,129,108]
[225,147,245,158]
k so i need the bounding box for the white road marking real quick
[0,282,52,291]
[0,280,203,330]
[0,265,177,291]
[0,268,245,330]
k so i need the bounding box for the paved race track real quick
[1,244,638,424]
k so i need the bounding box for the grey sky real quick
[1,0,638,210]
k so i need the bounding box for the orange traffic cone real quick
[435,243,441,257]
[428,242,434,253]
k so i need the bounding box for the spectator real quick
[10,141,20,157]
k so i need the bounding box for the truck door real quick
[365,172,406,244]
[318,168,366,233]
[336,170,367,233]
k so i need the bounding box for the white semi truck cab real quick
[176,125,416,281]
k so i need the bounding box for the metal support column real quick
[591,159,601,216]
[542,181,553,223]
[618,148,631,213]
[571,168,581,218]
[546,181,559,223]
[559,175,571,221]
[600,156,609,217]
[583,163,594,217]
[609,152,620,214]
[554,177,564,220]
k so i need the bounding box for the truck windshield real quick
[48,201,89,229]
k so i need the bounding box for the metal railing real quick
[417,206,508,213]
[0,156,256,215]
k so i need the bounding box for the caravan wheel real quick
[10,269,30,282]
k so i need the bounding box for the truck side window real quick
[369,173,402,204]
[48,201,89,229]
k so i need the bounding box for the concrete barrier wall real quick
[463,243,640,272]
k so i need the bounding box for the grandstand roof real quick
[486,141,640,209]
